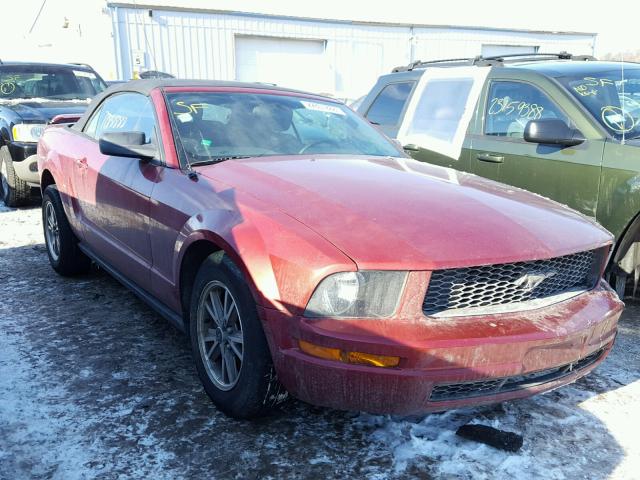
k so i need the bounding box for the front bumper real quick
[7,142,39,185]
[262,280,623,414]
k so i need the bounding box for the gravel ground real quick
[0,201,639,480]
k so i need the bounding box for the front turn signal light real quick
[299,340,342,362]
[299,340,400,368]
[346,351,400,367]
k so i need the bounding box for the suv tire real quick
[189,253,287,418]
[42,185,91,276]
[0,146,31,207]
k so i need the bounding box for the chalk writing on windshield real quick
[102,111,128,130]
[573,77,616,97]
[601,105,636,134]
[172,101,209,115]
[488,97,544,120]
[0,75,20,95]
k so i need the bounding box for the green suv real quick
[357,53,640,295]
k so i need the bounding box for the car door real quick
[396,67,490,173]
[399,80,474,171]
[471,77,605,218]
[78,92,163,288]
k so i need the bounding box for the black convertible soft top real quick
[100,79,312,96]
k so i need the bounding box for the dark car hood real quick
[198,155,612,270]
[5,100,89,122]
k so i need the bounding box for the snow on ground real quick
[0,201,639,479]
[0,98,91,106]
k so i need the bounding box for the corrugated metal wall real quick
[412,27,595,61]
[112,7,595,100]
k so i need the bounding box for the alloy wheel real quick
[197,280,244,391]
[44,201,61,261]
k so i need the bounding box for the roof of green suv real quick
[513,60,640,77]
[384,60,640,80]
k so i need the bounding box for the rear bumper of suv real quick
[262,280,623,415]
[8,142,39,185]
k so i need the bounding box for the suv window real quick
[84,93,157,145]
[397,67,489,160]
[557,67,640,140]
[406,78,474,142]
[485,81,569,138]
[365,82,414,126]
[0,65,106,100]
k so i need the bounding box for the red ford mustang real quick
[37,80,623,418]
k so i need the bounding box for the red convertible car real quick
[37,80,623,418]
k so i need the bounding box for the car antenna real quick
[169,114,199,180]
[621,51,626,145]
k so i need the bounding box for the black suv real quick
[0,61,107,206]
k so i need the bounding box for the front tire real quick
[42,185,91,276]
[0,146,31,207]
[189,253,287,418]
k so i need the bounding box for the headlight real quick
[12,123,46,142]
[305,271,408,318]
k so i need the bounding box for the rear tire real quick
[42,185,91,276]
[189,253,287,418]
[0,146,31,207]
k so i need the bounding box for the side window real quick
[406,78,474,142]
[365,82,414,126]
[84,92,157,145]
[83,104,103,138]
[485,81,570,138]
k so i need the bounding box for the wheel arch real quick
[177,232,262,326]
[40,168,56,192]
[611,210,640,274]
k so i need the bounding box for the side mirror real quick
[99,131,157,160]
[524,119,585,147]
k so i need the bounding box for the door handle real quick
[477,153,504,163]
[403,144,420,152]
[75,157,88,169]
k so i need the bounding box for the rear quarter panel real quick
[37,125,87,237]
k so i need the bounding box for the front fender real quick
[174,201,356,316]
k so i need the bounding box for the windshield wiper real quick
[189,155,252,167]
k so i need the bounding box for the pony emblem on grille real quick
[513,271,557,292]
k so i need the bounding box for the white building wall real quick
[113,7,409,100]
[0,1,600,89]
[411,27,596,61]
[113,7,596,101]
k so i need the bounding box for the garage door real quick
[235,36,331,93]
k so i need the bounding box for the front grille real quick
[429,348,605,402]
[423,249,601,316]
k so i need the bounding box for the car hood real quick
[5,100,89,122]
[198,155,612,270]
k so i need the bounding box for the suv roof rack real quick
[392,52,597,72]
[68,62,95,70]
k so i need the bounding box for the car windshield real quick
[166,91,401,161]
[558,66,640,140]
[0,65,107,101]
